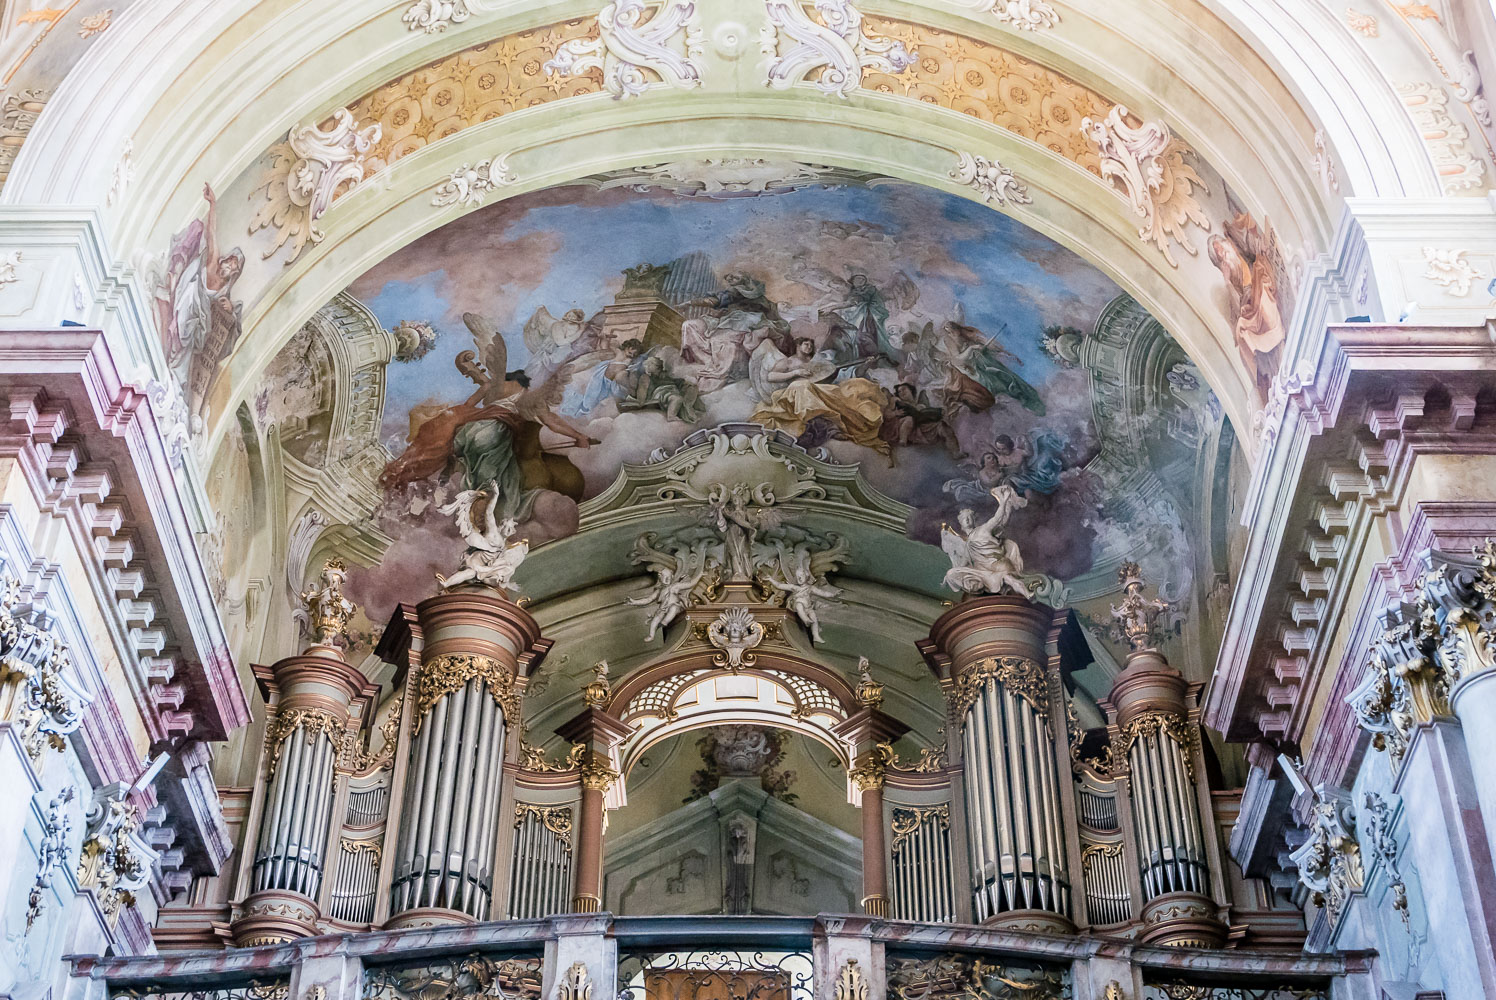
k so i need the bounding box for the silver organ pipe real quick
[957,660,1070,922]
[1127,721,1207,901]
[507,804,574,919]
[889,805,954,923]
[390,651,519,921]
[253,720,339,899]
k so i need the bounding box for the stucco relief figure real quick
[379,311,598,542]
[941,484,1031,597]
[1208,212,1284,401]
[153,183,245,429]
[435,481,530,592]
[629,530,721,640]
[759,533,849,644]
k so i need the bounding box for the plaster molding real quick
[545,0,703,99]
[1208,322,1496,751]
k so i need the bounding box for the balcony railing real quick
[71,914,1348,1000]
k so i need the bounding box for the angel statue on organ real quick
[435,481,530,592]
[378,311,604,544]
[941,484,1032,598]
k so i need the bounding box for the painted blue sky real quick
[350,181,1123,446]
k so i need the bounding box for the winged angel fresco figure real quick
[435,481,530,592]
[941,484,1031,598]
[379,311,604,541]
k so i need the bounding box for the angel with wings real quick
[628,531,722,641]
[520,305,601,381]
[435,481,530,592]
[758,534,849,644]
[941,484,1031,598]
[379,311,600,539]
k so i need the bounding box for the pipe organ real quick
[919,596,1078,934]
[227,569,1229,944]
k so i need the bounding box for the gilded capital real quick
[850,743,893,791]
[579,754,620,792]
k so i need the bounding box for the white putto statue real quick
[436,481,529,592]
[940,484,1031,598]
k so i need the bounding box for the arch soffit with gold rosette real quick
[2,0,1445,475]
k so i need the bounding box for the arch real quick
[610,650,862,776]
[0,0,1460,486]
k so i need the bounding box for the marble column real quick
[1102,563,1225,948]
[834,657,909,918]
[232,560,379,947]
[919,595,1074,934]
[556,662,630,914]
[386,587,551,927]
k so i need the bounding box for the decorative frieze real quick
[950,152,1032,208]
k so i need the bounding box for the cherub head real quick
[794,337,816,358]
[643,356,666,374]
[563,308,585,323]
[957,509,976,532]
[620,338,645,359]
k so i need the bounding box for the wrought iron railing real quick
[109,981,291,1000]
[363,952,544,1000]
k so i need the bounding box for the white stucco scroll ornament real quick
[762,0,914,98]
[976,0,1058,30]
[1079,105,1210,268]
[250,108,382,265]
[431,156,516,208]
[26,787,75,932]
[950,152,1031,207]
[1422,247,1484,297]
[0,573,90,761]
[546,0,703,99]
[402,0,495,32]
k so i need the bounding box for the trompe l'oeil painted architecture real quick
[0,1,1494,998]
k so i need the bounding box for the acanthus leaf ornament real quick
[1360,791,1409,927]
[413,653,521,731]
[250,108,381,265]
[1422,247,1484,296]
[951,151,1032,208]
[950,655,1048,720]
[1079,105,1210,268]
[0,573,90,759]
[976,0,1058,30]
[546,0,703,99]
[402,0,492,32]
[76,782,157,920]
[558,960,593,1000]
[833,958,870,1000]
[264,708,347,780]
[431,156,515,208]
[514,803,575,850]
[763,0,914,98]
[1289,787,1364,923]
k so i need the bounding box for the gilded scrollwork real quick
[413,653,521,731]
[950,655,1049,720]
[264,708,347,780]
[514,803,575,850]
[850,743,894,790]
[890,803,950,852]
[518,738,587,772]
[1113,710,1197,780]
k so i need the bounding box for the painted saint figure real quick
[154,183,246,428]
[1208,212,1284,401]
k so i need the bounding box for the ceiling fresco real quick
[248,177,1227,628]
